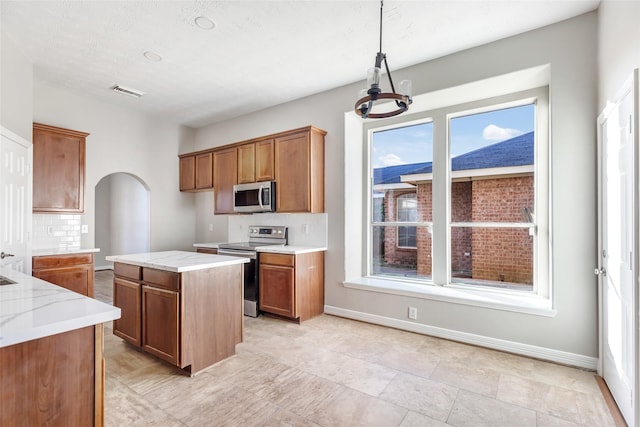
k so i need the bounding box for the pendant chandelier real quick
[355,0,412,119]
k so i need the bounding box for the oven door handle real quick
[218,249,257,259]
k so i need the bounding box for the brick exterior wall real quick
[380,174,533,285]
[469,176,534,284]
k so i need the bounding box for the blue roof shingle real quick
[373,131,533,185]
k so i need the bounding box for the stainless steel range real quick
[217,225,288,317]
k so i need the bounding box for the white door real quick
[0,127,31,274]
[597,69,638,426]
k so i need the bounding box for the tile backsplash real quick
[32,214,82,250]
[228,213,328,247]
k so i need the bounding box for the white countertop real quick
[33,247,101,257]
[106,250,249,273]
[257,245,327,255]
[0,267,120,348]
[193,243,220,249]
[193,242,326,255]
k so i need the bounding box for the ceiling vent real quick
[111,85,144,98]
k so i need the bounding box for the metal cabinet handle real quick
[0,252,15,259]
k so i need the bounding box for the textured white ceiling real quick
[1,0,600,128]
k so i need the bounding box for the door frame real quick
[0,126,32,274]
[596,68,639,426]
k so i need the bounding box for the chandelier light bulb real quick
[399,80,412,97]
[367,67,382,89]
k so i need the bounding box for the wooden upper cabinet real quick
[179,155,196,191]
[177,126,324,213]
[237,144,255,184]
[179,151,213,191]
[195,152,213,189]
[275,128,325,213]
[214,147,237,214]
[237,139,274,184]
[255,139,275,181]
[32,123,89,213]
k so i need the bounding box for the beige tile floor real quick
[95,270,617,426]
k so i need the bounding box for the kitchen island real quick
[0,267,121,427]
[105,250,248,375]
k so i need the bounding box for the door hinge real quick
[594,267,607,277]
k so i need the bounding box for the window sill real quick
[343,276,556,317]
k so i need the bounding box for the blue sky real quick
[372,104,535,168]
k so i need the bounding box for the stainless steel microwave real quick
[233,181,276,213]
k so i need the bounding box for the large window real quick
[449,104,535,291]
[371,121,433,279]
[367,88,549,297]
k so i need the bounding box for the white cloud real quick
[483,124,522,141]
[378,153,405,166]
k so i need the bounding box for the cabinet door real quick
[237,144,255,184]
[33,123,88,213]
[255,139,274,181]
[179,155,196,191]
[275,132,311,213]
[113,277,142,347]
[33,265,93,297]
[259,263,296,318]
[142,285,180,366]
[195,152,213,190]
[213,148,238,214]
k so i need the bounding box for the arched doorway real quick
[94,173,150,269]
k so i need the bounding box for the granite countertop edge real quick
[105,250,249,273]
[33,247,101,257]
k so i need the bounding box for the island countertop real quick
[0,267,121,348]
[105,250,249,273]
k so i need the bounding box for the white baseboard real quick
[324,305,598,370]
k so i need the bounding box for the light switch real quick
[81,225,88,234]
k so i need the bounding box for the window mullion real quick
[432,111,449,286]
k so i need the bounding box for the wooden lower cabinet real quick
[142,285,179,365]
[113,277,141,346]
[0,324,105,427]
[112,262,243,374]
[259,251,324,322]
[33,253,95,297]
[196,247,218,254]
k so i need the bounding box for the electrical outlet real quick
[302,224,309,234]
[209,223,213,231]
[47,226,54,234]
[408,306,418,320]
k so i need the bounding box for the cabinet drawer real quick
[33,253,93,269]
[142,268,180,292]
[260,253,294,267]
[196,248,218,254]
[114,263,141,281]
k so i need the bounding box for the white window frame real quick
[344,70,553,317]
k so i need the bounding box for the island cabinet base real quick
[113,262,243,376]
[181,266,243,374]
[0,324,105,427]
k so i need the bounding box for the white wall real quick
[33,82,197,256]
[110,173,150,256]
[597,0,640,108]
[0,33,33,142]
[193,12,600,361]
